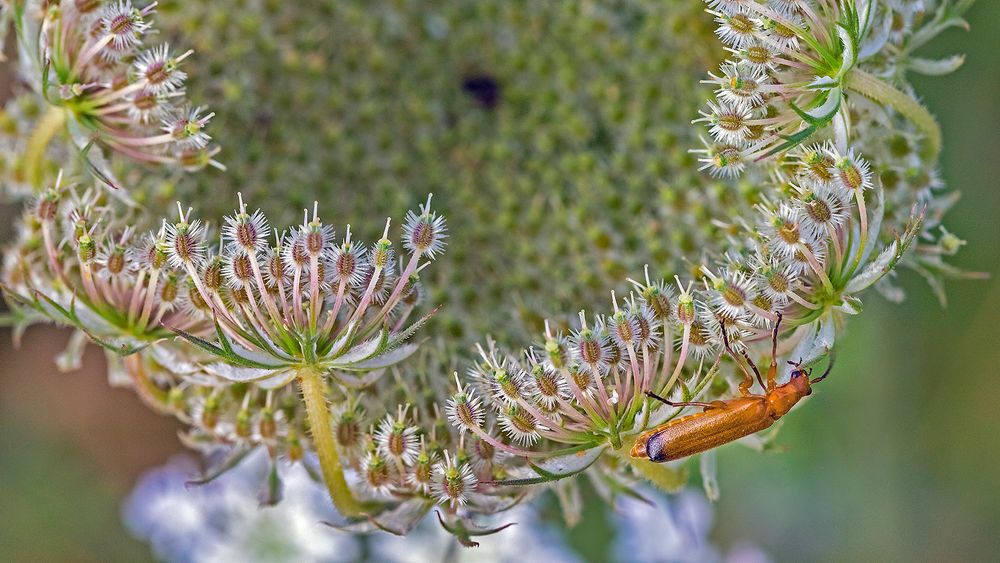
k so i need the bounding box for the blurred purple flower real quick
[613,488,771,563]
[124,449,580,562]
[123,450,357,563]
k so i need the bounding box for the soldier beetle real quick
[631,313,832,463]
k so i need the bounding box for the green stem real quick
[24,106,68,190]
[845,68,941,161]
[298,366,363,517]
[844,189,869,280]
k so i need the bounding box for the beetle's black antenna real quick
[811,349,835,384]
[644,391,716,410]
[764,311,783,390]
[771,311,782,363]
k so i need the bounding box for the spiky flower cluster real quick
[0,0,980,548]
[2,185,447,505]
[695,0,862,167]
[694,0,978,303]
[10,0,219,192]
[159,192,446,386]
[4,172,183,357]
[446,176,921,504]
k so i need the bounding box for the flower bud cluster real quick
[694,0,864,171]
[3,172,198,358]
[2,181,446,470]
[14,0,220,175]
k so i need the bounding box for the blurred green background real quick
[2,2,998,561]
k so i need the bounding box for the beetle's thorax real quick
[765,376,811,419]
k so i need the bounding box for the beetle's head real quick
[788,365,813,396]
[787,351,835,393]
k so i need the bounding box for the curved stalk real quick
[298,366,363,517]
[23,106,67,190]
[845,68,941,161]
[124,354,171,414]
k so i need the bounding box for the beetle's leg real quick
[645,391,718,410]
[766,312,783,391]
[737,348,765,392]
[722,325,763,395]
[811,349,835,384]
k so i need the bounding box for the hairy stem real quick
[298,366,363,517]
[845,68,941,161]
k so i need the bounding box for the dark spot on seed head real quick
[462,74,500,108]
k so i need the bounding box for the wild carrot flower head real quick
[402,194,448,260]
[374,405,420,465]
[13,0,220,181]
[2,172,206,374]
[446,373,486,434]
[432,450,478,508]
[160,194,446,391]
[0,0,982,546]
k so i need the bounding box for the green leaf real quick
[836,295,864,315]
[30,289,151,356]
[329,329,387,364]
[339,342,420,371]
[74,135,123,193]
[186,446,254,486]
[487,444,607,486]
[803,87,842,124]
[385,306,440,351]
[845,208,924,295]
[785,320,835,376]
[434,511,516,548]
[833,26,857,82]
[324,498,433,536]
[908,54,965,76]
[169,327,228,358]
[202,362,285,384]
[255,369,299,390]
[844,241,899,294]
[169,321,284,369]
[258,455,284,507]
